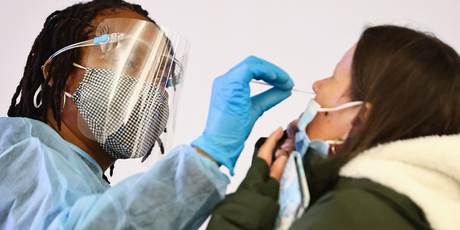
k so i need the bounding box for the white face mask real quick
[295,99,363,158]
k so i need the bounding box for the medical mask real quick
[295,99,363,158]
[66,64,169,159]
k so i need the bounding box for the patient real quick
[208,25,460,230]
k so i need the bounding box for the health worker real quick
[0,0,294,229]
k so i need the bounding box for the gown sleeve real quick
[0,118,230,230]
[57,145,230,230]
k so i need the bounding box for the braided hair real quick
[8,0,156,131]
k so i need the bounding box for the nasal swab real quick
[250,80,314,94]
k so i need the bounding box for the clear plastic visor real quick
[85,18,188,87]
[73,18,190,165]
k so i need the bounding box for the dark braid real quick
[8,0,156,131]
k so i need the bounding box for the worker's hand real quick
[191,56,294,175]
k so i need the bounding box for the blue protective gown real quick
[0,117,230,229]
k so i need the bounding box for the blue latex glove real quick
[191,56,294,175]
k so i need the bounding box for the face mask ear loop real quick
[33,85,43,108]
[318,101,364,112]
[325,139,344,155]
[34,63,87,110]
[59,63,84,113]
[331,141,336,155]
[61,92,73,113]
[73,63,87,70]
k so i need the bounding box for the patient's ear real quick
[42,59,54,86]
[360,102,373,123]
[343,102,372,141]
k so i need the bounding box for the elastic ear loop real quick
[317,101,364,112]
[325,140,343,155]
[73,63,87,70]
[60,63,86,113]
[37,33,106,110]
[320,101,363,154]
[34,62,89,110]
[61,92,73,113]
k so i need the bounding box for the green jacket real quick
[207,156,280,230]
[207,137,431,230]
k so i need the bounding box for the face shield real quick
[50,18,190,165]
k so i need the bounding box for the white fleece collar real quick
[339,135,460,230]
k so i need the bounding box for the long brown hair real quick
[336,25,460,169]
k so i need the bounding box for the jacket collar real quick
[339,134,460,230]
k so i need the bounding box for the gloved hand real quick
[191,56,294,175]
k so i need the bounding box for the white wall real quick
[2,0,460,228]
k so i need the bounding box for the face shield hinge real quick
[94,34,108,45]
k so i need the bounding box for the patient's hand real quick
[257,127,288,181]
[272,119,298,158]
[286,118,299,140]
